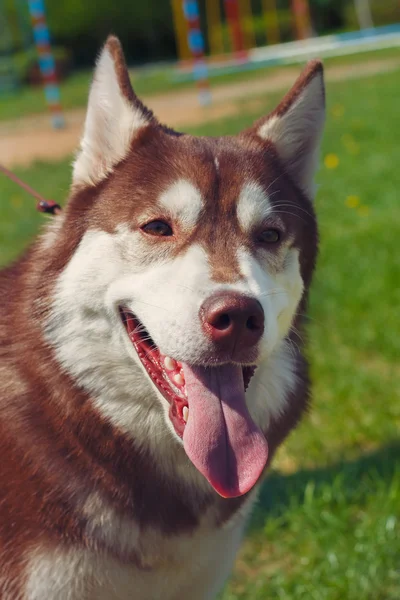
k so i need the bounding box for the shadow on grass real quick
[249,442,400,532]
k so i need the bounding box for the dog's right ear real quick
[243,60,325,199]
[73,36,157,188]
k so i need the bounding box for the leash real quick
[0,163,62,215]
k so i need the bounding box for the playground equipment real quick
[291,0,312,40]
[173,0,314,63]
[224,0,248,60]
[182,0,211,105]
[0,0,64,128]
[172,0,400,105]
[27,0,64,128]
[263,0,280,46]
[172,0,313,104]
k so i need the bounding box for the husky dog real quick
[0,37,325,599]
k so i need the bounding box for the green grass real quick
[1,65,400,598]
[0,68,177,123]
[0,46,399,123]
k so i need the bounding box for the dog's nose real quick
[200,292,264,351]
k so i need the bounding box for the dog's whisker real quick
[267,209,308,224]
[290,326,304,345]
[130,299,169,313]
[171,283,198,294]
[265,173,285,192]
[270,203,314,219]
[296,312,320,324]
[258,289,287,299]
[284,338,299,360]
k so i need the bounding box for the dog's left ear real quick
[73,36,157,188]
[245,60,325,199]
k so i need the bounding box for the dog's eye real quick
[257,229,281,244]
[141,220,173,237]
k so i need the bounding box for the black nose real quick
[200,292,264,352]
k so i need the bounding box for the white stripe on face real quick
[157,179,204,231]
[236,182,272,233]
[275,248,304,338]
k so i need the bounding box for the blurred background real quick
[1,1,400,598]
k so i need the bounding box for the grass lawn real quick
[1,65,399,599]
[0,46,399,123]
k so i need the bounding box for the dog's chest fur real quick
[24,497,254,600]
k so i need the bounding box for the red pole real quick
[224,0,248,60]
[291,0,312,40]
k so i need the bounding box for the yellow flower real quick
[324,154,339,169]
[345,195,360,208]
[357,205,370,217]
[332,104,345,118]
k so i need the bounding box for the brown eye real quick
[141,220,173,237]
[257,229,281,244]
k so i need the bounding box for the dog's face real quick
[47,38,324,499]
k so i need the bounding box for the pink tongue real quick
[182,363,268,498]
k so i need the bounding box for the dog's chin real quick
[119,307,257,439]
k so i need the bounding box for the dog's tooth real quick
[164,356,176,371]
[183,407,189,423]
[173,373,184,387]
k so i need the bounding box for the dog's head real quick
[46,37,325,499]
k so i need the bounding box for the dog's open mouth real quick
[120,307,269,498]
[120,307,189,436]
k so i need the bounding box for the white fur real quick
[82,493,140,557]
[157,179,204,230]
[275,248,304,338]
[24,496,255,600]
[258,73,325,197]
[39,213,65,251]
[73,47,148,188]
[236,182,273,232]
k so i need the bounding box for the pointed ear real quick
[73,36,157,188]
[249,60,325,198]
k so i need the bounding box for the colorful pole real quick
[206,0,225,57]
[353,0,374,30]
[223,0,248,60]
[291,0,312,40]
[171,0,191,61]
[263,0,280,45]
[27,0,64,129]
[182,0,212,106]
[239,0,256,50]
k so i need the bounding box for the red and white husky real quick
[0,37,325,599]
